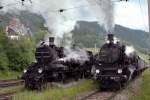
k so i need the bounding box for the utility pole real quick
[148,0,150,60]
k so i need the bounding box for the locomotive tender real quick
[93,34,148,89]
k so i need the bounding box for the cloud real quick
[114,1,148,31]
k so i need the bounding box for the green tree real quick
[0,26,47,71]
[0,44,9,70]
[0,28,9,70]
[5,37,35,71]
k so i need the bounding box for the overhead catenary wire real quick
[0,0,129,30]
[0,2,20,9]
[0,0,128,35]
[0,0,129,26]
[0,0,124,11]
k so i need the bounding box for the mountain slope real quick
[72,21,149,52]
[0,13,149,52]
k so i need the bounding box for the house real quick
[6,18,32,40]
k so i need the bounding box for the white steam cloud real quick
[0,0,115,42]
[125,46,135,57]
[58,47,89,65]
[0,0,80,45]
[86,0,114,33]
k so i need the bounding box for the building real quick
[6,18,32,40]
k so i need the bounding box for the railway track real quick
[79,90,117,100]
[0,79,24,88]
[79,75,143,100]
[0,92,16,100]
[0,79,24,100]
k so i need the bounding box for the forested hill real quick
[0,12,149,52]
[72,21,149,53]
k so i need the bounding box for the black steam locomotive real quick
[93,34,148,89]
[21,37,94,90]
[21,34,148,90]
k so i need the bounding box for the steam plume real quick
[86,0,114,33]
[0,0,79,45]
[125,46,135,56]
[59,47,89,65]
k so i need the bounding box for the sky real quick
[79,0,149,32]
[0,0,149,32]
[114,0,148,32]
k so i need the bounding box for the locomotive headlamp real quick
[38,68,43,73]
[96,69,100,74]
[118,69,122,74]
[23,69,27,73]
[106,40,110,44]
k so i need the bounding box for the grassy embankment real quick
[128,53,150,100]
[0,71,20,80]
[134,53,150,100]
[13,80,98,100]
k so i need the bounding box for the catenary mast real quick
[148,0,150,59]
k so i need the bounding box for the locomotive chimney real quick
[107,34,114,43]
[49,37,54,46]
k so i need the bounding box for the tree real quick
[0,26,47,71]
[5,37,35,71]
[0,28,9,70]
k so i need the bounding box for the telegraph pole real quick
[148,0,150,59]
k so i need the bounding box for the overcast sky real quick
[0,0,148,32]
[115,0,148,32]
[79,0,148,32]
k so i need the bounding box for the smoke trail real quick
[86,0,114,33]
[0,0,93,61]
[0,0,80,46]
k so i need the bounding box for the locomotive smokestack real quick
[49,37,55,46]
[107,34,114,43]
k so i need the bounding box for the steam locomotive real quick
[21,34,148,90]
[21,37,94,90]
[93,34,148,89]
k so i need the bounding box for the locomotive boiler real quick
[93,34,148,89]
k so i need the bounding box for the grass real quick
[133,67,150,100]
[0,86,23,94]
[13,80,98,100]
[128,53,150,100]
[0,71,21,80]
